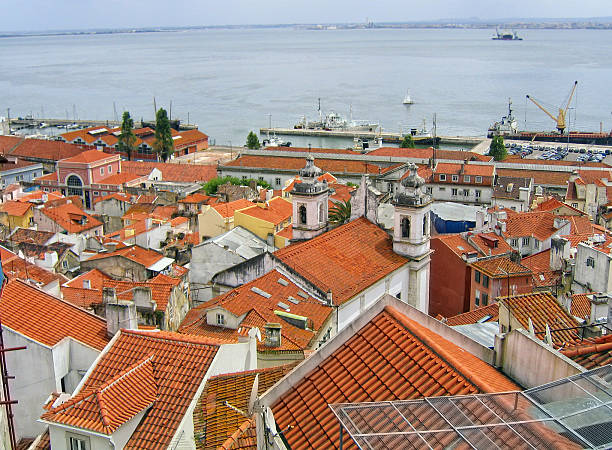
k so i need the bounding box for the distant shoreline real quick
[2,19,612,39]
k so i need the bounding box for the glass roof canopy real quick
[329,365,612,449]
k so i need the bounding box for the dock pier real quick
[259,127,484,148]
[8,117,198,131]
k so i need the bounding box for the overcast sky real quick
[5,0,612,32]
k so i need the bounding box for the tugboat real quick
[487,98,519,137]
[492,28,522,40]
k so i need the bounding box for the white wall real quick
[573,243,612,293]
[48,425,110,450]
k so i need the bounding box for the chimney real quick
[266,189,273,202]
[263,323,282,347]
[103,288,138,337]
[132,286,153,309]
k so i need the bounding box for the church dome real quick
[401,164,425,189]
[300,155,323,179]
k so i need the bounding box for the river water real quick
[1,28,612,147]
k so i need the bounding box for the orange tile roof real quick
[60,149,118,164]
[121,160,217,183]
[533,197,585,216]
[0,279,109,350]
[61,269,113,308]
[471,256,531,278]
[433,232,513,260]
[569,292,593,320]
[577,168,612,185]
[442,303,500,326]
[42,330,219,446]
[367,146,492,162]
[212,198,254,218]
[8,228,55,245]
[434,162,495,177]
[497,168,570,186]
[179,192,217,204]
[563,215,597,235]
[270,305,518,449]
[224,154,387,175]
[559,334,612,369]
[17,190,63,203]
[502,211,559,241]
[179,269,332,351]
[275,218,407,305]
[275,224,293,240]
[0,200,32,217]
[94,172,143,186]
[42,202,102,233]
[169,216,189,227]
[93,192,131,205]
[237,197,292,225]
[102,278,175,312]
[7,138,87,161]
[194,364,296,449]
[504,155,610,168]
[3,254,66,287]
[152,204,178,221]
[499,292,580,344]
[521,250,561,288]
[64,269,112,289]
[85,245,166,268]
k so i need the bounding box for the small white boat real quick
[403,91,414,105]
[262,135,291,147]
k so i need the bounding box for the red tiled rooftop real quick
[224,154,387,175]
[3,254,67,287]
[212,198,254,218]
[8,228,55,246]
[237,197,292,225]
[60,149,118,164]
[93,192,131,205]
[434,162,495,177]
[179,192,217,204]
[6,137,87,161]
[497,168,570,186]
[502,211,559,241]
[521,250,561,288]
[61,269,113,308]
[121,160,217,183]
[42,202,102,233]
[560,334,612,369]
[499,292,580,344]
[0,200,32,217]
[94,172,143,186]
[0,279,109,350]
[471,256,531,278]
[274,217,408,305]
[442,303,500,326]
[85,244,166,268]
[270,304,517,449]
[41,330,220,447]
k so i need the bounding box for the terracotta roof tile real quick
[3,254,67,287]
[224,155,387,175]
[0,279,109,350]
[102,278,175,312]
[499,292,580,344]
[179,192,217,204]
[442,303,500,326]
[497,168,570,186]
[94,172,143,186]
[17,190,63,203]
[270,305,517,449]
[85,245,166,268]
[194,364,296,449]
[7,137,87,161]
[212,198,254,218]
[570,293,593,319]
[60,149,118,164]
[121,160,217,183]
[41,330,219,447]
[0,200,32,217]
[368,147,492,162]
[42,202,102,233]
[471,256,531,278]
[179,269,332,351]
[521,250,561,288]
[237,197,292,225]
[7,228,55,246]
[502,211,560,241]
[434,162,495,177]
[559,334,612,369]
[93,192,131,205]
[62,269,113,308]
[32,429,50,450]
[274,218,407,305]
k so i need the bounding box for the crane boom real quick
[526,81,578,134]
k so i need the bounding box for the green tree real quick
[489,136,507,161]
[328,200,352,225]
[153,108,174,162]
[202,176,270,195]
[117,111,137,161]
[400,134,415,148]
[246,131,260,149]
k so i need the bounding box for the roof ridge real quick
[124,329,221,347]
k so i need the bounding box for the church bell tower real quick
[291,155,329,241]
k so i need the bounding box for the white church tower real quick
[291,155,329,241]
[392,163,432,313]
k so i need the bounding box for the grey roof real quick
[430,201,485,222]
[451,322,499,348]
[493,176,532,200]
[202,226,273,259]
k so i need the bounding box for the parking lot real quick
[505,140,612,165]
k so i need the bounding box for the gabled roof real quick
[85,245,167,269]
[17,190,63,204]
[193,364,296,449]
[7,227,55,246]
[274,217,407,305]
[236,197,292,226]
[0,200,32,217]
[268,301,517,449]
[434,162,495,177]
[534,197,584,215]
[493,176,532,200]
[3,253,67,287]
[121,160,217,183]
[61,269,113,308]
[442,303,500,326]
[94,172,143,186]
[570,292,593,319]
[0,279,109,350]
[499,292,580,344]
[497,168,570,187]
[41,330,219,446]
[41,202,102,233]
[435,232,513,259]
[179,269,332,351]
[502,211,560,241]
[367,146,491,162]
[93,192,132,205]
[212,198,254,218]
[102,278,175,312]
[178,192,217,204]
[521,250,561,288]
[60,149,118,164]
[41,357,157,434]
[6,137,86,161]
[471,256,531,278]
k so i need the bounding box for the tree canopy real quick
[489,136,507,161]
[246,131,260,149]
[400,134,416,148]
[117,111,137,161]
[328,199,352,225]
[153,108,174,162]
[202,176,270,195]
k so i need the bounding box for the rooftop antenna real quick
[113,102,118,123]
[318,98,322,123]
[153,97,157,118]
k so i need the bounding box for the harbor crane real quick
[526,80,578,134]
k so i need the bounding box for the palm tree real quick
[328,200,351,225]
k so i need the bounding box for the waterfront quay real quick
[260,127,483,147]
[8,117,198,131]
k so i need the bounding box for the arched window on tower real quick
[423,215,428,236]
[401,217,410,238]
[299,205,307,225]
[318,203,324,223]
